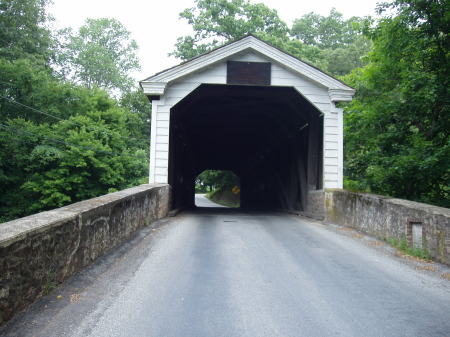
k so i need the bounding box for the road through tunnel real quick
[169,84,323,211]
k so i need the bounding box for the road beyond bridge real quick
[2,195,449,337]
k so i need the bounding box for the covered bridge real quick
[140,35,355,213]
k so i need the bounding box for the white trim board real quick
[140,35,355,102]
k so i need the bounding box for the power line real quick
[0,122,124,157]
[1,94,68,123]
[0,83,145,144]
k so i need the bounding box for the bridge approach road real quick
[1,195,450,337]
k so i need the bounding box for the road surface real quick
[1,196,450,337]
[195,194,226,207]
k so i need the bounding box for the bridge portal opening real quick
[169,84,323,211]
[195,169,240,208]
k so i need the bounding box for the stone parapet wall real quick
[325,189,450,265]
[0,184,171,325]
[302,190,325,220]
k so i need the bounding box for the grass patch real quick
[42,271,57,295]
[207,188,240,208]
[387,237,431,260]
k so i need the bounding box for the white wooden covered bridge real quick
[140,35,354,212]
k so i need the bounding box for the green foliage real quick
[0,79,149,219]
[387,237,431,260]
[0,0,53,62]
[172,0,337,70]
[171,0,288,60]
[173,2,371,76]
[42,271,56,295]
[0,1,150,222]
[207,187,240,208]
[292,9,373,76]
[196,170,239,192]
[56,18,140,92]
[292,8,367,49]
[178,0,448,207]
[343,0,450,207]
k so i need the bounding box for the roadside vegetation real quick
[195,170,240,207]
[386,237,431,261]
[1,0,448,222]
[0,0,150,222]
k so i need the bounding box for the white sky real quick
[49,0,382,81]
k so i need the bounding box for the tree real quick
[173,3,371,76]
[292,8,365,49]
[0,67,149,220]
[343,0,449,207]
[0,2,150,222]
[291,9,372,76]
[172,0,289,60]
[196,170,239,192]
[56,18,140,92]
[119,90,152,152]
[0,0,53,62]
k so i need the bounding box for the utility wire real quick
[0,82,144,144]
[0,122,123,156]
[1,95,68,123]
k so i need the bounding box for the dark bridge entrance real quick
[141,36,353,213]
[169,84,323,211]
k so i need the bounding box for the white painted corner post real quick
[149,99,158,183]
[326,89,354,189]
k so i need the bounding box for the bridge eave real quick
[329,88,356,102]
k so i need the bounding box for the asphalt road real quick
[2,195,450,337]
[194,193,226,207]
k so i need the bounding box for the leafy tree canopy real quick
[196,170,239,192]
[292,8,373,76]
[56,18,141,93]
[292,8,367,48]
[0,0,53,62]
[343,0,449,206]
[172,1,371,76]
[0,59,149,221]
[171,0,289,60]
[0,1,150,222]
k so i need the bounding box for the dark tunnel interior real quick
[169,84,323,210]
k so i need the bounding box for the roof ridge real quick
[139,34,354,92]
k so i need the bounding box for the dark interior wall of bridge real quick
[168,84,323,210]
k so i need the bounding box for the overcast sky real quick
[49,0,382,82]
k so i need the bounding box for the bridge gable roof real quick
[140,35,355,102]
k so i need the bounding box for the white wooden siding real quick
[148,50,342,188]
[322,103,343,188]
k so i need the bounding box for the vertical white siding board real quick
[157,120,170,128]
[155,143,168,152]
[156,151,168,160]
[155,175,167,183]
[155,159,168,168]
[154,167,167,175]
[336,105,344,188]
[323,106,338,188]
[156,135,169,144]
[149,101,158,183]
[324,165,339,173]
[156,113,169,121]
[156,127,169,136]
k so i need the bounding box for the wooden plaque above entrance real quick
[227,61,271,86]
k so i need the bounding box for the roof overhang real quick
[140,35,355,102]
